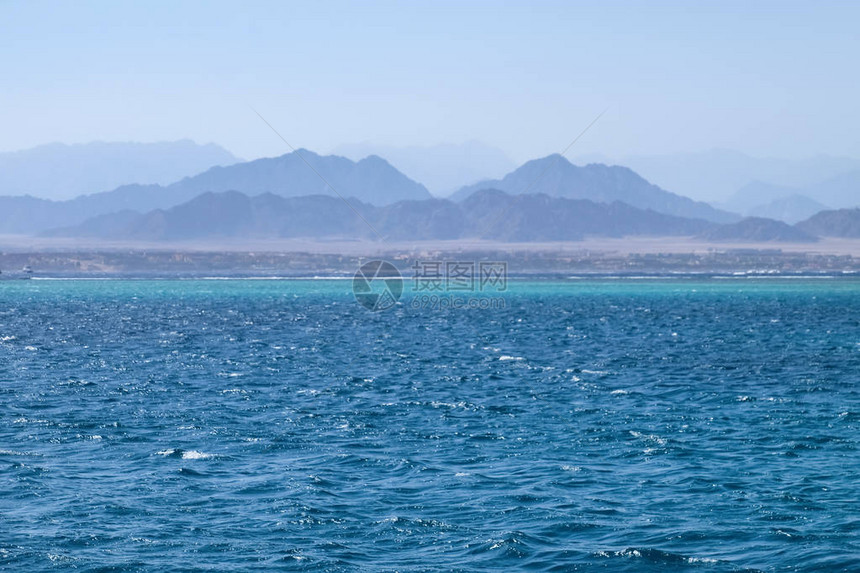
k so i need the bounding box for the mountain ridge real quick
[0,150,431,234]
[450,155,739,223]
[796,208,860,238]
[45,189,739,242]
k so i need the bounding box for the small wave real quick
[430,401,472,409]
[156,449,217,460]
[629,431,668,446]
[499,355,524,361]
[597,547,718,565]
[47,554,79,564]
[178,467,207,477]
[0,449,39,456]
[13,417,50,425]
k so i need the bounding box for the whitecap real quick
[430,401,469,409]
[629,431,667,446]
[156,449,217,460]
[13,417,49,424]
[181,450,216,460]
[0,449,38,456]
[688,556,718,563]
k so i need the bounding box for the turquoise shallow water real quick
[1,278,859,572]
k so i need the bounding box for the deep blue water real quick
[1,278,859,572]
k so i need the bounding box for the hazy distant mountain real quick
[49,189,718,242]
[583,149,860,203]
[0,140,239,200]
[699,217,817,243]
[796,208,860,238]
[0,150,431,234]
[809,170,860,208]
[332,141,516,196]
[722,180,803,214]
[723,170,858,218]
[747,194,829,224]
[451,155,739,223]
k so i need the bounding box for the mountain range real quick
[0,140,239,201]
[4,143,859,244]
[0,150,431,234]
[450,155,738,223]
[50,187,860,243]
[46,189,717,242]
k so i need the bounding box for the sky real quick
[2,0,859,163]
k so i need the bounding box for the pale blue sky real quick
[2,0,858,162]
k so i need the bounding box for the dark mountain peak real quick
[461,187,513,204]
[545,153,566,161]
[524,153,569,166]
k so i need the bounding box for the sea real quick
[1,278,858,572]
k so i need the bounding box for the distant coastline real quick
[1,237,859,278]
